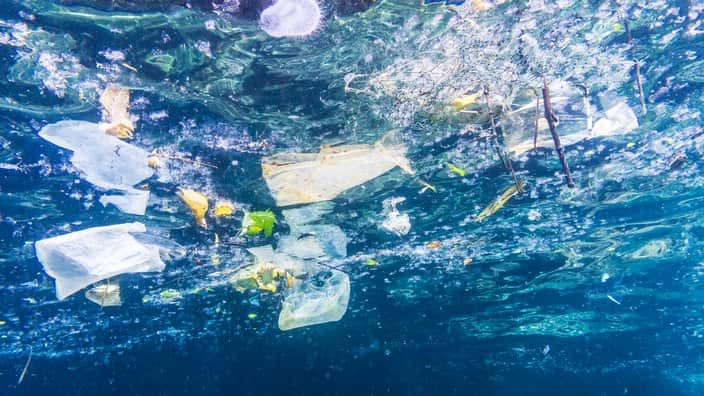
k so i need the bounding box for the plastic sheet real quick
[39,120,153,213]
[262,137,413,207]
[35,222,165,300]
[278,269,350,331]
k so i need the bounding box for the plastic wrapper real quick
[35,222,165,300]
[39,120,153,214]
[85,284,121,307]
[262,136,413,207]
[278,269,351,331]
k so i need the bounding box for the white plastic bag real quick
[39,120,153,214]
[35,222,165,300]
[278,269,350,331]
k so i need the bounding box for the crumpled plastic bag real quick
[278,269,350,331]
[262,135,414,207]
[505,89,638,155]
[232,210,351,331]
[39,120,153,214]
[35,222,165,300]
[380,197,411,236]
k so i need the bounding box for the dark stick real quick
[483,86,524,193]
[541,77,575,188]
[623,16,647,115]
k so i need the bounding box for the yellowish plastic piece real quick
[98,85,135,139]
[476,182,525,222]
[177,188,209,228]
[213,201,234,217]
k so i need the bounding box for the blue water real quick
[2,0,704,394]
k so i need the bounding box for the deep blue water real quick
[2,0,704,395]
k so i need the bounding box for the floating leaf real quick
[426,241,442,249]
[450,90,482,111]
[247,313,257,319]
[177,188,209,228]
[159,289,181,300]
[213,201,234,217]
[242,210,276,237]
[365,258,378,266]
[476,182,525,222]
[98,85,135,139]
[447,163,466,177]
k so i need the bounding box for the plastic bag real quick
[278,269,350,331]
[35,222,165,300]
[39,120,153,214]
[380,197,411,236]
[262,136,413,207]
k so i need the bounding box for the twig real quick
[542,77,575,188]
[17,346,32,385]
[483,86,524,193]
[622,15,647,115]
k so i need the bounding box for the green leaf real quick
[447,162,466,177]
[243,210,276,237]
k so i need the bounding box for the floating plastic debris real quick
[262,135,413,207]
[177,188,209,228]
[607,294,622,305]
[278,269,350,331]
[85,283,121,307]
[259,0,322,38]
[380,197,411,236]
[35,222,165,300]
[39,120,153,215]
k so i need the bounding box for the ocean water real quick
[1,0,704,394]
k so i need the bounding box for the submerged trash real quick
[262,135,413,207]
[476,182,525,223]
[98,85,135,139]
[259,0,322,38]
[278,269,350,331]
[39,120,154,215]
[85,283,121,307]
[380,197,411,236]
[232,218,351,331]
[35,222,165,300]
[177,188,209,228]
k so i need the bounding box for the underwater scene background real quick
[1,0,704,394]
